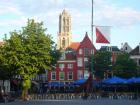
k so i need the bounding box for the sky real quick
[0,0,140,49]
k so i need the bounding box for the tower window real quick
[63,18,65,25]
[67,19,69,25]
[62,38,65,48]
[67,27,69,32]
[63,26,65,32]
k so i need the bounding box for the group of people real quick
[29,92,139,100]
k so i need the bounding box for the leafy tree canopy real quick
[113,53,138,78]
[0,19,60,80]
[90,51,111,79]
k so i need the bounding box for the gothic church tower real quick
[57,9,72,50]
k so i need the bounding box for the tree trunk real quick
[21,79,31,101]
[22,88,29,101]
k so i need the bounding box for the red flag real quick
[96,26,110,44]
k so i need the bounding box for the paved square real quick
[0,99,140,105]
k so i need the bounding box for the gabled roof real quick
[78,32,96,51]
[129,45,140,55]
[99,46,120,52]
[121,42,132,53]
[69,42,80,50]
[68,32,96,51]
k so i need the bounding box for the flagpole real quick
[91,0,94,44]
[89,0,94,93]
[91,0,94,77]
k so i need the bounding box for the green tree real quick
[0,19,60,100]
[113,53,137,78]
[0,41,19,81]
[90,51,111,79]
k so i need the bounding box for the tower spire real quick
[57,10,72,50]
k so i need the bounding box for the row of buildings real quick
[1,10,140,93]
[37,10,140,84]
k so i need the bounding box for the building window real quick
[84,57,88,61]
[51,72,56,80]
[59,72,65,80]
[68,72,73,80]
[91,49,94,54]
[111,57,113,62]
[79,49,82,55]
[78,70,83,79]
[84,57,89,69]
[84,48,89,56]
[84,61,89,70]
[60,53,65,60]
[59,64,64,71]
[84,70,89,79]
[68,64,73,69]
[107,47,112,52]
[77,57,83,67]
[125,47,127,50]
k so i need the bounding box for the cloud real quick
[95,6,140,27]
[89,0,140,27]
[1,0,140,28]
[0,0,140,38]
[53,0,64,4]
[0,17,26,27]
[0,5,23,16]
[66,0,140,28]
[8,0,64,16]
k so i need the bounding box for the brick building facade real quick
[48,33,96,84]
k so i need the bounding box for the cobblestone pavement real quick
[0,99,140,105]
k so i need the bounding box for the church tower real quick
[57,9,72,50]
